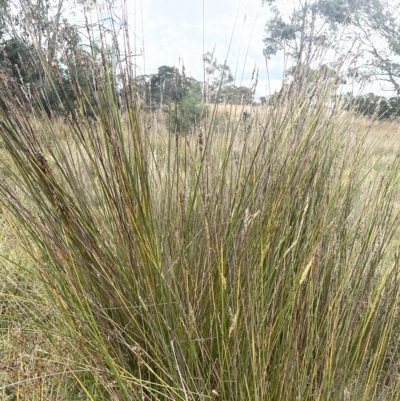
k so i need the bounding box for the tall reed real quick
[1,11,400,401]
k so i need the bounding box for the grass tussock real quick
[1,15,400,401]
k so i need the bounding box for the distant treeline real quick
[133,62,257,132]
[344,93,400,120]
[134,65,256,108]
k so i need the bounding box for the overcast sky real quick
[126,0,285,98]
[123,0,396,99]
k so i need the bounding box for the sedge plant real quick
[1,7,400,401]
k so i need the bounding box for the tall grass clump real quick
[2,11,400,401]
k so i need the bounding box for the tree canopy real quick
[262,0,400,95]
[0,0,123,117]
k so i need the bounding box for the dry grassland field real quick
[2,1,400,399]
[2,95,400,400]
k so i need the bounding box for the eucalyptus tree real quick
[0,0,124,116]
[202,51,234,104]
[349,0,400,94]
[262,0,355,86]
[262,0,400,95]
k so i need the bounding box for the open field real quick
[2,87,400,400]
[2,0,400,395]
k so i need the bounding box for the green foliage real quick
[141,65,184,106]
[181,83,204,127]
[170,81,206,133]
[263,0,400,94]
[202,50,236,103]
[345,93,400,120]
[317,0,355,25]
[0,38,36,86]
[263,9,296,57]
[0,0,118,118]
[0,38,39,112]
[134,66,203,132]
[203,50,234,87]
[135,65,206,132]
[0,0,8,40]
[351,0,400,94]
[262,0,352,62]
[0,29,110,118]
[135,57,255,135]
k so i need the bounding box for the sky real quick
[126,0,285,99]
[123,0,397,99]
